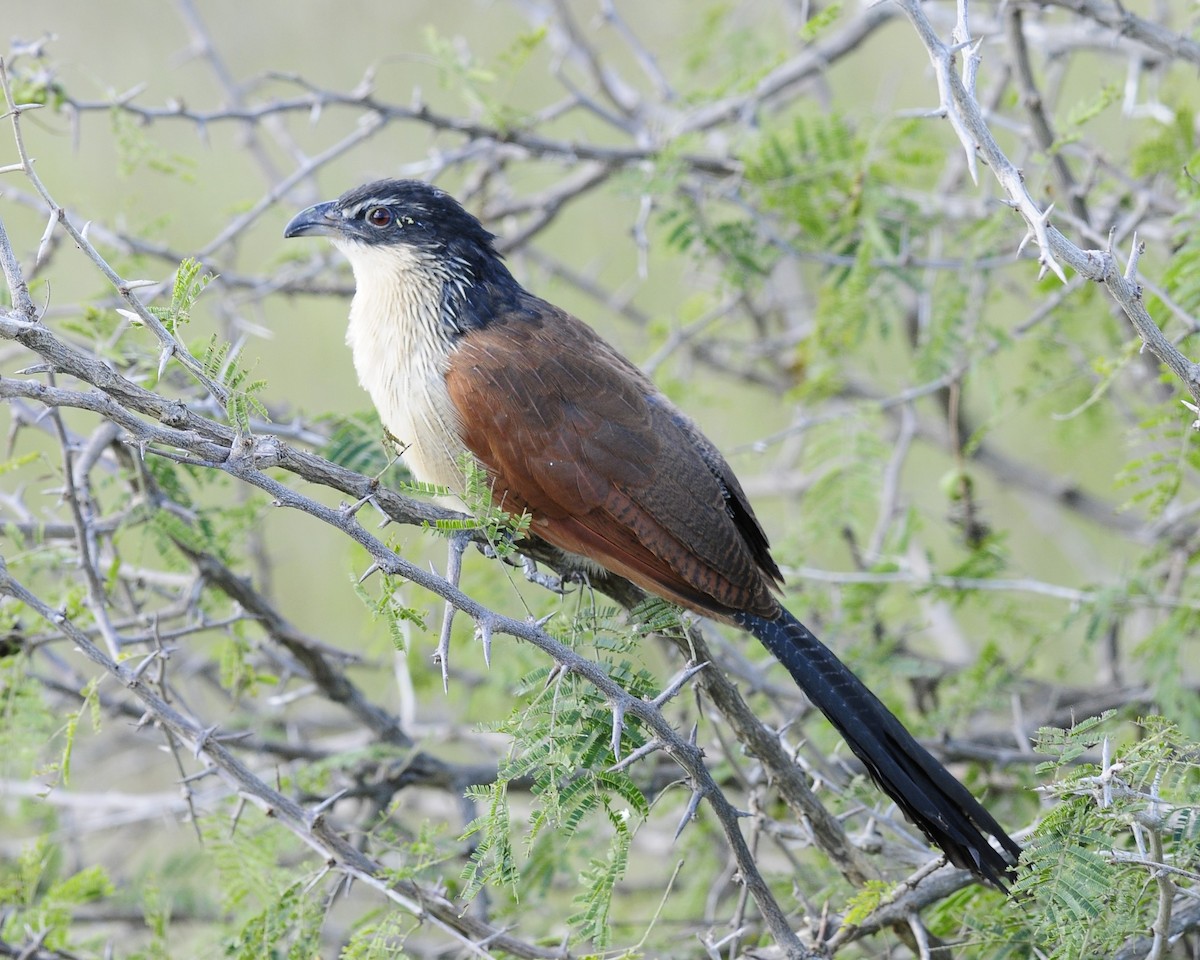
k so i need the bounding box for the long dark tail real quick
[735,608,1020,887]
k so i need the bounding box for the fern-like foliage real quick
[151,257,214,336]
[1012,714,1200,959]
[0,656,58,778]
[423,25,543,133]
[567,806,633,946]
[339,911,416,959]
[224,878,325,960]
[0,838,114,953]
[352,571,429,652]
[460,638,658,949]
[205,817,335,957]
[198,334,269,433]
[428,457,531,561]
[1116,404,1200,519]
[319,410,397,477]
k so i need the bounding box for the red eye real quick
[365,206,392,228]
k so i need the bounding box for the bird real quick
[283,178,1022,887]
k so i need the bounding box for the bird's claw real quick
[521,555,566,594]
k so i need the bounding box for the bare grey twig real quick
[5,0,1199,952]
[895,0,1200,406]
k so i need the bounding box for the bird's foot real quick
[520,555,567,594]
[477,540,578,596]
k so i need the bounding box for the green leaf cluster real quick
[460,644,657,948]
[352,571,428,652]
[199,334,269,433]
[0,838,114,953]
[1011,714,1200,959]
[320,411,395,477]
[150,258,215,337]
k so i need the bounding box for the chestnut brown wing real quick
[445,299,781,620]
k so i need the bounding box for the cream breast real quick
[335,240,473,495]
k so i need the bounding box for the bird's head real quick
[284,179,517,333]
[284,178,500,261]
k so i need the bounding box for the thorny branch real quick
[0,561,565,960]
[0,53,816,943]
[0,344,813,959]
[895,0,1200,405]
[3,0,1200,955]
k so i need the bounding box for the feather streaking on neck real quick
[333,239,474,495]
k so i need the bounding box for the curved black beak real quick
[283,200,339,239]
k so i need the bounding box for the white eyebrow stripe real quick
[340,196,405,219]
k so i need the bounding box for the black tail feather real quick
[735,608,1020,887]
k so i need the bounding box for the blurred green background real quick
[3,0,875,653]
[5,0,1200,954]
[8,0,1195,741]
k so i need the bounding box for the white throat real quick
[334,240,472,494]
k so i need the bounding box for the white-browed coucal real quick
[284,178,1021,886]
